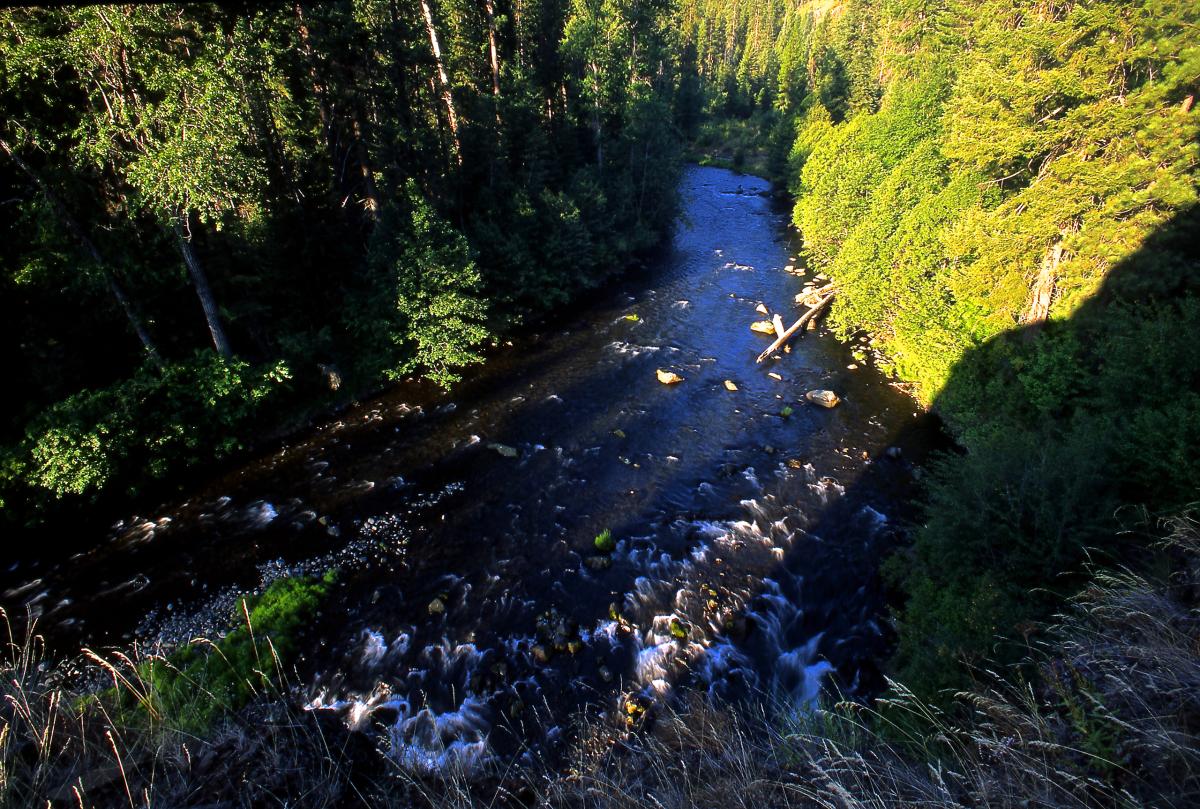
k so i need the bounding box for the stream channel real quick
[2,166,946,771]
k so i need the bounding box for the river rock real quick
[805,389,840,408]
[427,597,446,616]
[584,555,612,572]
[656,369,684,385]
[755,303,769,315]
[488,442,519,458]
[750,320,776,334]
[724,380,738,391]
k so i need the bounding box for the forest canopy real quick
[0,1,685,522]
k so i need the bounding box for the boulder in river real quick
[724,380,738,391]
[488,442,519,458]
[805,389,840,408]
[584,555,612,572]
[750,320,776,335]
[755,303,769,315]
[656,369,685,385]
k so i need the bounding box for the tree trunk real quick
[590,61,604,169]
[482,0,501,101]
[420,0,462,162]
[1022,242,1061,326]
[1,136,162,366]
[173,214,233,358]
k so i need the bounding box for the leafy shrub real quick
[10,351,291,502]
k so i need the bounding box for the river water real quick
[3,166,942,771]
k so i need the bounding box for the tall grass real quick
[0,605,355,808]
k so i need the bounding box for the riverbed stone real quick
[584,555,612,572]
[488,442,519,458]
[806,389,840,408]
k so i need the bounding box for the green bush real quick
[8,352,291,503]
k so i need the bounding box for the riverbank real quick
[6,510,1197,807]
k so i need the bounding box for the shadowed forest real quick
[2,1,1199,807]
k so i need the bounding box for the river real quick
[2,166,943,771]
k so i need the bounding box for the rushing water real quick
[3,167,943,770]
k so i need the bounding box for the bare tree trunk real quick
[1023,242,1062,326]
[482,0,502,103]
[173,213,233,358]
[420,0,462,162]
[1,136,162,366]
[590,61,604,169]
[482,0,501,98]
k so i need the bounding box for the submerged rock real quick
[750,320,776,335]
[488,442,519,458]
[584,555,612,572]
[805,390,840,408]
[724,380,739,391]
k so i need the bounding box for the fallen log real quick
[756,292,835,363]
[794,282,835,308]
[772,314,786,338]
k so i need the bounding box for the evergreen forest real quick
[1,1,1199,806]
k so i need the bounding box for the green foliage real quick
[6,353,291,503]
[132,572,334,733]
[594,528,615,553]
[354,185,489,388]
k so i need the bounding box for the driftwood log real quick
[794,282,835,308]
[756,291,835,363]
